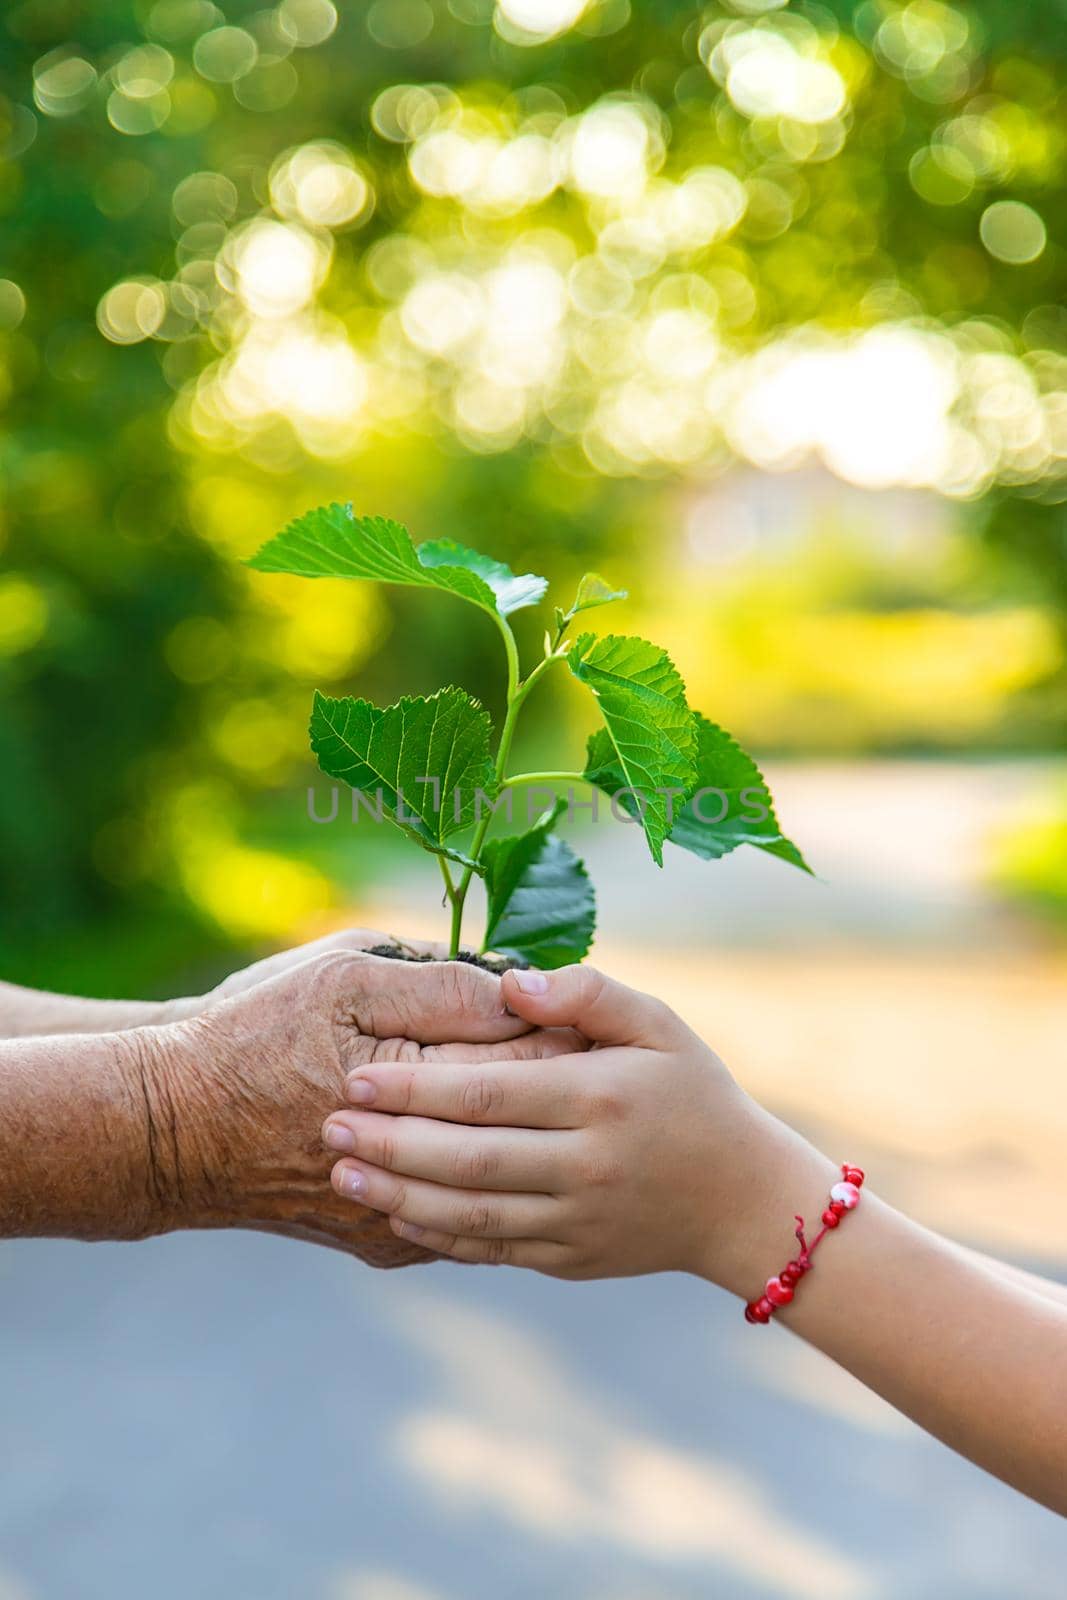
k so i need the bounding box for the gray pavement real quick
[1,1229,1065,1600]
[3,760,1066,1597]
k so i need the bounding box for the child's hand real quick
[322,965,830,1287]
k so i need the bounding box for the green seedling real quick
[249,505,809,965]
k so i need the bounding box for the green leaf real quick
[248,503,546,618]
[571,633,697,866]
[667,714,811,871]
[564,571,628,621]
[310,688,496,870]
[587,712,811,874]
[482,800,596,969]
[417,537,547,615]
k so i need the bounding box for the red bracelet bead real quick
[744,1164,865,1326]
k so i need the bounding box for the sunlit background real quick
[1,0,1066,1595]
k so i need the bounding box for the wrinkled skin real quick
[137,934,583,1268]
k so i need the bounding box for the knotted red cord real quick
[744,1165,866,1325]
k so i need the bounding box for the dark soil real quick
[365,943,526,976]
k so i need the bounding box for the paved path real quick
[2,762,1066,1598]
[2,1230,1065,1600]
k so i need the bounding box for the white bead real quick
[830,1181,860,1209]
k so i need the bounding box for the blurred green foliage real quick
[1,0,1066,982]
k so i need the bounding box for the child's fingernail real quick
[346,1076,376,1105]
[324,1121,355,1153]
[397,1221,424,1241]
[338,1168,367,1198]
[511,969,549,995]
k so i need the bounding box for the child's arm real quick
[323,964,1067,1517]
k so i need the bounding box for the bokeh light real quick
[4,0,1067,962]
[96,278,168,343]
[270,142,374,229]
[4,11,1067,1593]
[496,0,590,44]
[33,52,96,117]
[0,280,26,330]
[979,200,1048,264]
[275,0,338,47]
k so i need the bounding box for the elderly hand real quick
[134,949,583,1268]
[0,927,428,1039]
[171,927,427,1014]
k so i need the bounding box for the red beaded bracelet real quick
[744,1164,865,1325]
